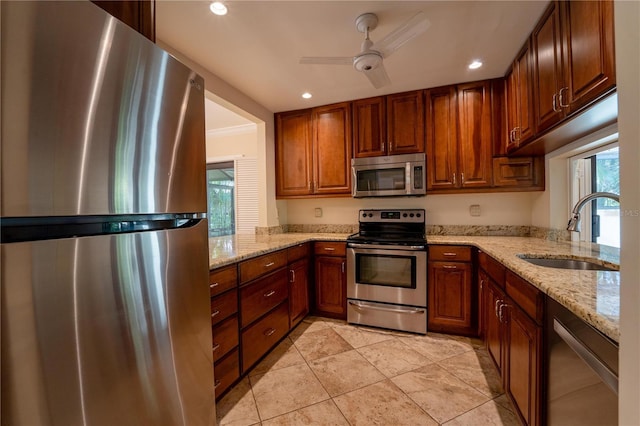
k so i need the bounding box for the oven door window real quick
[356,167,406,191]
[355,253,415,289]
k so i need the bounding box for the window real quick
[206,162,235,237]
[570,144,620,247]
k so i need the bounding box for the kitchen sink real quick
[516,255,619,271]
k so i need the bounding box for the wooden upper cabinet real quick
[91,1,155,42]
[531,0,615,136]
[561,0,616,114]
[532,1,565,134]
[506,40,535,153]
[426,86,458,190]
[352,97,387,158]
[426,81,492,191]
[275,103,351,198]
[386,91,425,155]
[457,81,492,188]
[312,102,352,195]
[275,109,313,197]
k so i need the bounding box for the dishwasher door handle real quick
[553,318,618,394]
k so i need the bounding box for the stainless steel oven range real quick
[347,209,427,334]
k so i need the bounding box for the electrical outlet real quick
[314,207,323,218]
[469,204,481,217]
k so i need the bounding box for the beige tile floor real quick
[216,316,521,426]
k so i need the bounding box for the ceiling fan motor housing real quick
[354,52,382,72]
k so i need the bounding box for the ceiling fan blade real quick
[363,64,391,89]
[299,56,353,65]
[374,12,431,58]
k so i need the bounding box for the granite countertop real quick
[208,233,620,343]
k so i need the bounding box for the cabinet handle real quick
[212,343,221,352]
[514,126,521,142]
[552,93,560,112]
[264,328,276,337]
[263,290,276,298]
[211,310,220,318]
[442,252,457,257]
[494,300,502,318]
[289,269,296,283]
[381,142,385,152]
[264,262,275,268]
[452,173,457,186]
[443,265,457,270]
[480,278,484,290]
[324,247,335,251]
[498,303,509,323]
[559,87,569,108]
[342,261,345,274]
[210,282,219,289]
[214,379,221,389]
[461,172,465,185]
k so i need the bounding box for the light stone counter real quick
[208,233,620,343]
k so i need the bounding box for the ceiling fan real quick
[300,12,431,89]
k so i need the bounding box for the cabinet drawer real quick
[478,251,506,286]
[505,270,543,324]
[209,264,238,297]
[314,241,346,256]
[240,269,288,328]
[210,289,238,326]
[214,348,240,400]
[239,250,288,284]
[287,242,310,263]
[241,301,289,373]
[212,315,239,362]
[429,245,472,262]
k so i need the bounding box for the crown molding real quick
[207,123,257,138]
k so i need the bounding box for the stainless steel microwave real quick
[352,153,426,197]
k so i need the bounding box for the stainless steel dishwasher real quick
[546,297,618,425]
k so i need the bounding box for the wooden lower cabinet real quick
[214,348,240,399]
[505,303,541,426]
[289,257,310,328]
[427,261,475,335]
[481,254,543,426]
[314,254,347,319]
[241,302,289,371]
[212,316,239,363]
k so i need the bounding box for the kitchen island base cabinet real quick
[313,242,347,319]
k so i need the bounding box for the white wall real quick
[206,127,258,160]
[285,192,536,226]
[615,1,640,424]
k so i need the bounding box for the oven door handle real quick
[349,301,425,315]
[347,243,426,251]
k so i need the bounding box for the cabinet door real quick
[312,102,352,195]
[532,1,565,133]
[457,81,492,188]
[561,0,616,114]
[514,41,535,145]
[505,304,541,426]
[505,67,519,153]
[485,280,505,377]
[314,256,346,319]
[386,91,425,154]
[275,110,313,197]
[492,157,544,189]
[427,261,475,335]
[352,97,386,158]
[425,86,458,190]
[91,0,155,42]
[289,258,310,329]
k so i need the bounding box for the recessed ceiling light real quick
[302,92,312,99]
[209,2,227,16]
[468,60,483,70]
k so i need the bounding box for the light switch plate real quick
[469,204,481,216]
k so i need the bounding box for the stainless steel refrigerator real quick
[1,2,215,425]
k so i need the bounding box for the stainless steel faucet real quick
[567,192,620,232]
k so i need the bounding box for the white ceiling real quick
[157,1,548,114]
